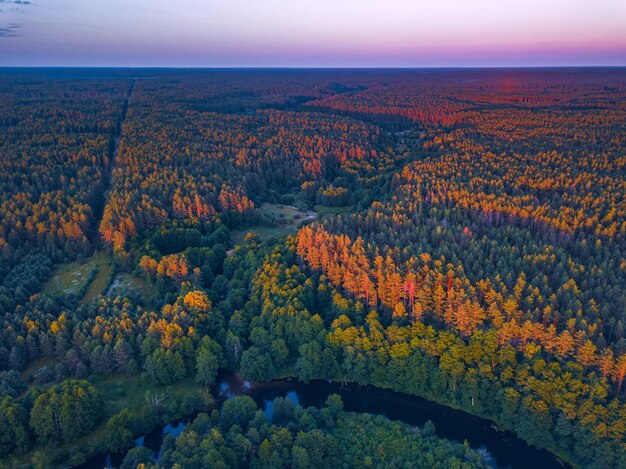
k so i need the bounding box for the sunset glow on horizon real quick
[1,0,625,67]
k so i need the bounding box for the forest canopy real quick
[0,68,624,469]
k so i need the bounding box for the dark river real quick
[80,372,569,469]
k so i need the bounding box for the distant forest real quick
[0,68,625,468]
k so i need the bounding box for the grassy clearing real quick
[230,226,296,245]
[81,252,114,304]
[107,272,155,307]
[41,251,112,300]
[259,202,310,224]
[313,204,352,216]
[231,203,317,245]
[257,202,317,228]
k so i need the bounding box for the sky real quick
[0,0,625,67]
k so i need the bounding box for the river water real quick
[81,372,569,469]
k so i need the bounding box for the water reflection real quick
[262,390,300,421]
[218,372,251,399]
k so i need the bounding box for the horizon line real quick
[1,65,626,70]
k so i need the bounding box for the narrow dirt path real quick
[107,79,135,186]
[89,79,135,247]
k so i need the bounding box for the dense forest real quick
[0,68,624,468]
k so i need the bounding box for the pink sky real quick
[0,0,624,66]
